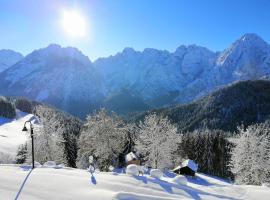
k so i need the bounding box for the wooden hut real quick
[125,152,140,166]
[173,159,198,176]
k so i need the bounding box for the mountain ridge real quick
[0,33,270,118]
[0,49,23,73]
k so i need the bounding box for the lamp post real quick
[22,121,35,169]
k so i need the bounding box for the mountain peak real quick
[122,47,136,54]
[234,33,268,48]
[28,44,91,65]
[216,33,269,66]
[239,33,264,42]
[46,43,62,50]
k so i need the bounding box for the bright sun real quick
[61,9,88,38]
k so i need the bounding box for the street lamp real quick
[22,120,35,169]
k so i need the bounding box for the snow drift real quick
[1,165,270,200]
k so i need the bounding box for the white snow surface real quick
[0,165,270,200]
[126,164,139,176]
[172,175,188,185]
[150,169,163,179]
[0,110,38,157]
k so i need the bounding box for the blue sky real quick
[0,0,269,61]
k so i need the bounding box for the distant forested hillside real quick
[129,80,270,132]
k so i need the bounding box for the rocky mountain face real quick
[0,44,104,117]
[0,33,270,118]
[0,50,23,73]
[95,33,270,108]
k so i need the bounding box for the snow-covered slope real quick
[1,165,269,200]
[0,110,37,157]
[0,49,23,73]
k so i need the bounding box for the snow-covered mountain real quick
[0,33,270,117]
[95,45,216,103]
[0,44,104,117]
[95,33,270,107]
[0,49,23,73]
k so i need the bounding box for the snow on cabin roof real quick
[182,159,198,172]
[125,152,138,163]
[172,165,181,172]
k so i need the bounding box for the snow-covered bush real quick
[150,169,163,178]
[43,161,56,168]
[34,161,42,168]
[135,113,181,170]
[172,175,188,185]
[57,164,65,168]
[126,164,139,176]
[138,165,147,175]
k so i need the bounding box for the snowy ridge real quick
[0,33,270,117]
[0,45,105,117]
[95,33,270,106]
[1,165,269,200]
[0,49,23,73]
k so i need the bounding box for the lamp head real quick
[22,126,28,132]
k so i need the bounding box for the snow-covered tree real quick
[26,106,65,164]
[16,143,28,164]
[230,123,270,185]
[77,109,129,170]
[135,113,181,170]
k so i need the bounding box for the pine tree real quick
[16,143,28,164]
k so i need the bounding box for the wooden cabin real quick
[173,159,198,176]
[125,152,140,166]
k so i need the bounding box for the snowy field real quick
[0,165,270,200]
[0,110,37,157]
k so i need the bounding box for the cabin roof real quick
[125,152,138,163]
[173,159,198,172]
[182,159,198,172]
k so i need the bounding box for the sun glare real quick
[61,9,88,38]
